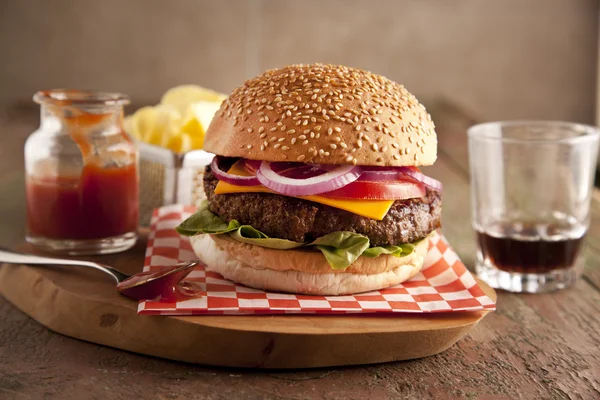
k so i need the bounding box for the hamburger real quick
[177,64,442,295]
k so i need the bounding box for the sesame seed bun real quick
[190,233,430,295]
[204,64,437,166]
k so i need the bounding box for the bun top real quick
[204,64,437,166]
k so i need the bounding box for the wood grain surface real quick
[0,239,494,369]
[0,105,599,399]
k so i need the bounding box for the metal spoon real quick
[0,248,200,300]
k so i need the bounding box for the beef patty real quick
[204,167,441,246]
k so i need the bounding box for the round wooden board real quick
[0,238,495,369]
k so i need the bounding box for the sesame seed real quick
[371,143,379,151]
[282,146,290,150]
[260,145,265,151]
[303,140,309,145]
[345,155,353,162]
[278,137,285,142]
[247,144,253,149]
[393,154,399,160]
[273,143,281,149]
[297,155,306,161]
[334,127,342,132]
[357,140,363,148]
[287,129,295,134]
[377,157,383,162]
[221,64,431,154]
[414,154,418,161]
[330,144,337,150]
[247,128,253,133]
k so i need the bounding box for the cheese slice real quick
[214,161,394,220]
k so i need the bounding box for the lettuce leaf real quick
[311,232,370,270]
[176,202,240,235]
[231,226,304,250]
[362,243,416,258]
[177,200,418,270]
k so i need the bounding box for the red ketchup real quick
[116,262,203,301]
[26,163,138,240]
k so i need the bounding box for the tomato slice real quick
[321,180,425,200]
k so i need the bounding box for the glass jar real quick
[25,90,139,255]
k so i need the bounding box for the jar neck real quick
[39,103,125,132]
[34,89,129,133]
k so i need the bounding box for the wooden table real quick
[0,104,598,399]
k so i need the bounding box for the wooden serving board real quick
[0,237,495,369]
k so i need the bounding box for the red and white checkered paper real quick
[138,204,496,315]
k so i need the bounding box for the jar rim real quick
[33,89,130,107]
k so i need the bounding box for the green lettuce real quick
[176,203,240,235]
[177,201,418,270]
[230,226,304,250]
[311,232,370,270]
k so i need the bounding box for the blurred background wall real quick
[0,0,598,123]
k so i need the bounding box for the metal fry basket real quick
[138,143,214,226]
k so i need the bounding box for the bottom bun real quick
[189,234,430,295]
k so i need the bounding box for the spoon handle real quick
[0,248,90,267]
[0,248,128,283]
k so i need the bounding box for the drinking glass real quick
[468,121,599,293]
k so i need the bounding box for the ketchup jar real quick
[25,90,139,255]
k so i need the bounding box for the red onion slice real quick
[243,159,262,174]
[359,167,405,181]
[211,156,260,186]
[358,166,442,191]
[398,167,443,191]
[257,161,362,196]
